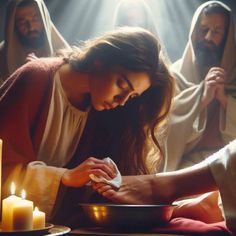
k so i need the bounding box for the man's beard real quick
[16,29,46,49]
[194,41,222,67]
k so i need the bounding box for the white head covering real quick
[113,0,158,36]
[2,0,70,77]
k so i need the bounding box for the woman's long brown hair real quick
[63,27,175,175]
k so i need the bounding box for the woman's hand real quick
[62,157,117,187]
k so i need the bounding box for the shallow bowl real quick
[79,203,175,229]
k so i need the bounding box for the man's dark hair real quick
[18,0,36,8]
[203,2,230,40]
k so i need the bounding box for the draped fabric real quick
[0,0,70,83]
[206,139,236,231]
[0,58,83,218]
[164,1,236,171]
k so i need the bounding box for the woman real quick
[0,27,174,222]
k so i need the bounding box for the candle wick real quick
[21,189,26,200]
[11,182,16,195]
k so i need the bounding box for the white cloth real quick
[89,157,122,188]
[206,139,236,231]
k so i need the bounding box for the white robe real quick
[206,139,236,231]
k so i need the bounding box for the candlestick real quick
[1,182,21,230]
[12,190,33,230]
[33,207,45,229]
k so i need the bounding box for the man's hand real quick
[200,67,227,110]
[214,69,227,108]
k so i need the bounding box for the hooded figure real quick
[0,0,70,83]
[113,0,158,37]
[165,1,236,171]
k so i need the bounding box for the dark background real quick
[0,0,236,62]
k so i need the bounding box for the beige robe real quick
[164,1,236,171]
[206,139,236,231]
[0,0,70,83]
[174,140,236,231]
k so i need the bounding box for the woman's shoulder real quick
[1,57,65,94]
[11,57,65,85]
[22,57,65,74]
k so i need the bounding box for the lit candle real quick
[1,182,22,230]
[12,190,33,230]
[33,207,45,229]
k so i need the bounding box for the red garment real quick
[72,218,234,235]
[72,218,234,236]
[152,218,234,236]
[0,57,65,180]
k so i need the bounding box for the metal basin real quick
[79,203,175,229]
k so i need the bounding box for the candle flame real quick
[21,189,26,199]
[34,207,39,212]
[10,182,16,195]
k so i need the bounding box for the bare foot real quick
[172,191,224,223]
[92,175,156,204]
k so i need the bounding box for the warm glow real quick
[34,207,39,212]
[10,182,16,195]
[21,190,26,200]
[33,206,45,229]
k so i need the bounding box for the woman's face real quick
[89,66,151,111]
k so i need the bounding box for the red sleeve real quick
[0,58,56,180]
